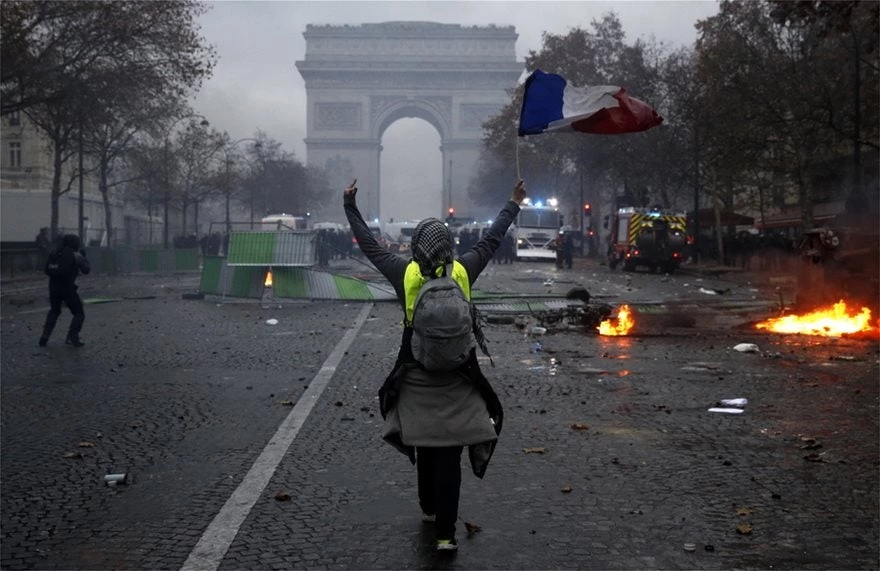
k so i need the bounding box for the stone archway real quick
[296,22,522,221]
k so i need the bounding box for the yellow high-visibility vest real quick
[403,260,470,325]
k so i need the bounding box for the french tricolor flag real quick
[518,70,663,136]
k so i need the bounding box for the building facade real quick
[0,112,163,247]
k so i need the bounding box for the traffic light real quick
[448,207,455,215]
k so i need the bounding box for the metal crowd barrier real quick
[83,247,201,274]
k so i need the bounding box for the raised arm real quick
[342,179,408,287]
[460,180,527,283]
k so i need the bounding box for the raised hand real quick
[511,179,526,204]
[344,178,358,200]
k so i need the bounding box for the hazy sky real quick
[193,0,719,222]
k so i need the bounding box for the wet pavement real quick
[1,258,878,570]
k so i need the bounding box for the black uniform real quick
[39,234,91,347]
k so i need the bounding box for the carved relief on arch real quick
[316,102,362,131]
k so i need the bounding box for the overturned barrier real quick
[198,257,396,301]
[201,231,395,300]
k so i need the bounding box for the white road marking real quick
[14,307,49,315]
[181,303,374,571]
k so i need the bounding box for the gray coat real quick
[344,196,520,477]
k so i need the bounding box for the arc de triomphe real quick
[295,22,522,221]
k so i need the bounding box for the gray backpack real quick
[411,264,480,372]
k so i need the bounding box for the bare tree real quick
[6,1,216,239]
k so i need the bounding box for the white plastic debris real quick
[719,398,748,407]
[531,326,547,335]
[104,473,127,485]
[733,343,760,353]
[707,408,745,414]
[266,318,279,325]
[699,288,718,295]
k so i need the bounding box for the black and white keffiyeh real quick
[411,218,455,277]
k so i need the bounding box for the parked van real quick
[261,213,308,231]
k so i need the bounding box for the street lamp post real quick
[163,114,209,249]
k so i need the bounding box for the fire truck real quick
[607,207,687,273]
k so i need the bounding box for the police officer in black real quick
[39,233,90,347]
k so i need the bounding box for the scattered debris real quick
[718,398,748,407]
[708,408,744,414]
[464,521,482,535]
[570,423,590,431]
[104,473,127,486]
[561,485,572,493]
[531,326,547,336]
[683,543,696,552]
[78,441,96,448]
[804,452,828,463]
[565,287,590,303]
[735,507,753,516]
[265,318,279,325]
[829,355,857,361]
[733,343,760,353]
[63,452,83,459]
[523,447,546,454]
[736,523,753,535]
[274,490,291,501]
[799,437,822,450]
[279,400,294,406]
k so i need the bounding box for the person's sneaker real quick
[65,333,84,347]
[436,538,458,552]
[38,337,48,347]
[421,513,436,523]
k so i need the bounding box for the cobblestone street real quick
[2,261,878,570]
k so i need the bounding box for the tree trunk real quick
[194,201,200,236]
[712,171,724,264]
[100,155,113,247]
[50,142,62,238]
[181,193,188,235]
[797,147,815,230]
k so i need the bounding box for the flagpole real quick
[516,135,521,181]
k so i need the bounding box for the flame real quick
[755,300,873,337]
[265,271,273,287]
[599,304,635,336]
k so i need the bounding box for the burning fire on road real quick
[598,304,635,336]
[755,300,875,337]
[265,271,273,287]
